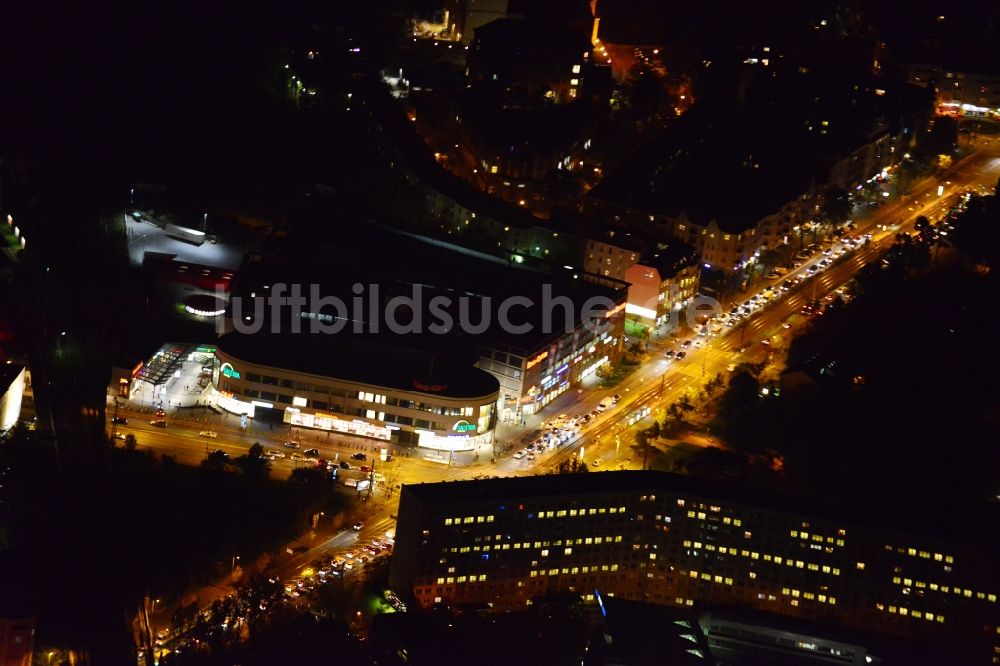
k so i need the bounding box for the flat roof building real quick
[229,223,626,423]
[212,332,500,453]
[389,471,999,664]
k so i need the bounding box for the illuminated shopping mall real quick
[209,332,500,452]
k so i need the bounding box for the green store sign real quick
[453,420,476,432]
[221,363,241,380]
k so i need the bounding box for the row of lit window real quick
[781,588,837,605]
[685,509,743,526]
[435,574,487,584]
[790,530,846,547]
[681,540,841,575]
[891,577,997,602]
[875,603,945,622]
[446,535,623,554]
[885,545,954,563]
[689,569,735,586]
[537,506,626,519]
[443,515,496,526]
[530,563,619,577]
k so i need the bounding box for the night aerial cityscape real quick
[2,0,1000,664]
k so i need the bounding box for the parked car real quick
[304,448,320,457]
[351,452,367,461]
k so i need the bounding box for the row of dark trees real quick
[705,189,1000,512]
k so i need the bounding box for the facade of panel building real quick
[390,472,999,663]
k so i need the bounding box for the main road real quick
[118,142,1000,486]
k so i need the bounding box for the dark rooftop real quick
[589,70,927,233]
[360,78,543,231]
[217,331,499,400]
[237,223,626,353]
[400,470,999,550]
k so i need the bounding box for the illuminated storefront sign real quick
[413,379,448,392]
[220,363,240,379]
[604,302,626,318]
[286,410,392,441]
[215,390,255,418]
[526,351,548,369]
[453,420,477,432]
[416,430,492,452]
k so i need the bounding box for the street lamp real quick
[231,555,240,573]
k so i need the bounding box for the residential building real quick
[0,615,35,666]
[389,471,999,663]
[467,18,594,106]
[443,0,516,44]
[902,63,1000,118]
[577,225,700,328]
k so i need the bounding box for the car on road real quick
[360,466,372,473]
[283,441,301,449]
[150,419,167,428]
[762,338,771,346]
[765,271,781,279]
[112,417,127,425]
[727,363,737,372]
[664,350,675,358]
[807,265,819,274]
[693,339,705,348]
[290,453,307,462]
[591,459,603,468]
[268,450,286,459]
[338,461,352,469]
[112,433,126,441]
[675,351,687,359]
[353,523,363,531]
[782,321,791,329]
[304,448,319,457]
[212,449,229,458]
[351,452,367,461]
[513,451,525,459]
[198,430,218,439]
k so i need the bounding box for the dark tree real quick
[200,449,229,472]
[822,186,852,224]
